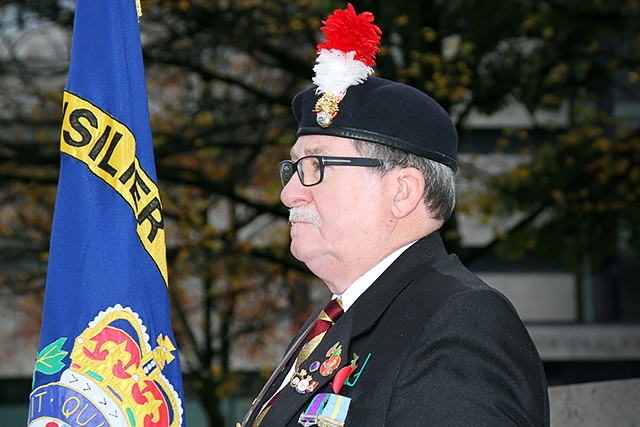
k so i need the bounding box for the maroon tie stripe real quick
[250,298,344,426]
[296,298,344,369]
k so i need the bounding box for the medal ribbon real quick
[319,393,350,424]
[299,393,351,426]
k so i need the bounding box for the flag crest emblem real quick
[30,305,183,427]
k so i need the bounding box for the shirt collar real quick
[335,240,416,311]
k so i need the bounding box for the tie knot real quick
[322,298,344,323]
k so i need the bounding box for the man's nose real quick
[280,172,311,208]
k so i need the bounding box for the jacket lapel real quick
[258,232,448,426]
[259,311,355,425]
[349,232,448,337]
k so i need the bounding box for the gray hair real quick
[351,140,456,221]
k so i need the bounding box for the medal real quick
[290,369,319,394]
[320,343,342,376]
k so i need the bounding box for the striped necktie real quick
[250,298,344,426]
[296,297,344,370]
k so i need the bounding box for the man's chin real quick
[289,237,315,262]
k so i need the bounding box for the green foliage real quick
[487,116,640,271]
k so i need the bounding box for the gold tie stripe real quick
[251,298,344,426]
[296,298,344,370]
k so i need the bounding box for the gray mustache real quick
[288,208,321,228]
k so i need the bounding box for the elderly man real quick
[241,5,549,427]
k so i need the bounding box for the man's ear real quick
[391,167,425,219]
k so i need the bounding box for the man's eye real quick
[310,159,321,171]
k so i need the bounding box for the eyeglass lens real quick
[279,157,322,187]
[279,161,295,186]
[298,156,321,186]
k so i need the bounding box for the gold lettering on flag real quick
[60,90,168,285]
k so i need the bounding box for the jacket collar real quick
[349,231,448,337]
[259,231,448,426]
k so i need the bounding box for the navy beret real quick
[292,76,458,172]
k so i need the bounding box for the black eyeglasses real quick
[278,155,383,187]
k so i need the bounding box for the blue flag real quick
[28,1,185,426]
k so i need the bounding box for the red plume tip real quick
[316,3,382,67]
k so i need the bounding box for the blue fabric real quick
[28,1,185,426]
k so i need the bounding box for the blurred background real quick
[1,0,639,425]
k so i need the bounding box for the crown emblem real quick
[65,305,182,427]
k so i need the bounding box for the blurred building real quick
[457,72,640,386]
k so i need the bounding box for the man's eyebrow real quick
[291,145,329,160]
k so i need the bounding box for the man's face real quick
[280,135,395,289]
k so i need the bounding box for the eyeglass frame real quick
[278,155,384,187]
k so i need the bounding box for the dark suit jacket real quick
[248,232,550,426]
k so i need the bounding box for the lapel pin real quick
[320,343,342,377]
[331,353,359,394]
[309,360,321,373]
